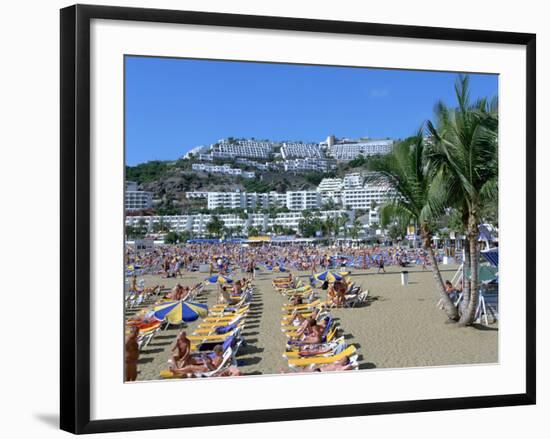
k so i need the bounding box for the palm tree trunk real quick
[425,236,459,320]
[460,226,479,325]
[461,239,471,314]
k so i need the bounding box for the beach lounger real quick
[205,312,249,323]
[341,290,369,308]
[272,279,295,287]
[159,347,233,379]
[198,315,245,328]
[208,305,250,317]
[212,294,251,309]
[287,345,357,368]
[194,348,235,378]
[285,317,334,340]
[188,328,240,341]
[282,300,328,314]
[137,325,161,350]
[475,290,499,325]
[273,282,300,291]
[281,317,330,332]
[280,307,329,325]
[188,328,243,348]
[204,314,248,324]
[272,275,294,282]
[282,299,321,311]
[283,337,346,359]
[194,334,242,355]
[278,285,312,295]
[192,321,245,336]
[280,310,330,331]
[286,323,339,348]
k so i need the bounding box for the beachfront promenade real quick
[128,265,498,381]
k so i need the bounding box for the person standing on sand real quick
[171,330,191,368]
[125,326,140,381]
[377,256,386,274]
[130,274,138,293]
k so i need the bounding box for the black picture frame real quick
[60,4,536,434]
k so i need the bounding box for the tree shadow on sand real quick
[141,347,166,355]
[240,345,264,355]
[358,362,377,370]
[237,356,262,366]
[470,323,499,332]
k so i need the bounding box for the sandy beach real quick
[127,264,498,381]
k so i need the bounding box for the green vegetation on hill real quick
[240,178,275,193]
[126,161,169,184]
[303,171,336,186]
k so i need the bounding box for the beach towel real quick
[216,323,237,335]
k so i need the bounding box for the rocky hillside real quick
[126,158,348,214]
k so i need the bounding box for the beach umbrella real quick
[153,301,208,324]
[205,275,233,284]
[315,271,345,282]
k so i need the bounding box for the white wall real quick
[0,0,547,437]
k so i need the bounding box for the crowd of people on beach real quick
[126,242,451,280]
[124,241,463,381]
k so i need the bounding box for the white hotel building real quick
[328,139,393,161]
[183,145,210,159]
[342,172,365,189]
[191,163,255,178]
[280,142,323,159]
[125,181,153,211]
[185,171,393,213]
[126,210,354,236]
[317,177,343,204]
[341,185,395,210]
[205,190,318,211]
[185,191,209,200]
[211,139,275,160]
[283,158,336,173]
[286,191,322,211]
[318,177,343,192]
[207,192,246,210]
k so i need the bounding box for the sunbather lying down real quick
[289,317,330,343]
[312,356,353,372]
[168,345,241,378]
[279,356,353,373]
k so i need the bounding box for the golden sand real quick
[128,264,498,381]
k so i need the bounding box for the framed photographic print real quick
[60,4,536,434]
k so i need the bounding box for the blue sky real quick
[125,56,498,166]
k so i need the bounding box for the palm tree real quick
[158,218,168,233]
[206,215,224,237]
[338,212,350,239]
[248,226,260,236]
[323,198,337,211]
[324,216,335,241]
[426,75,498,325]
[350,219,362,240]
[368,130,459,320]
